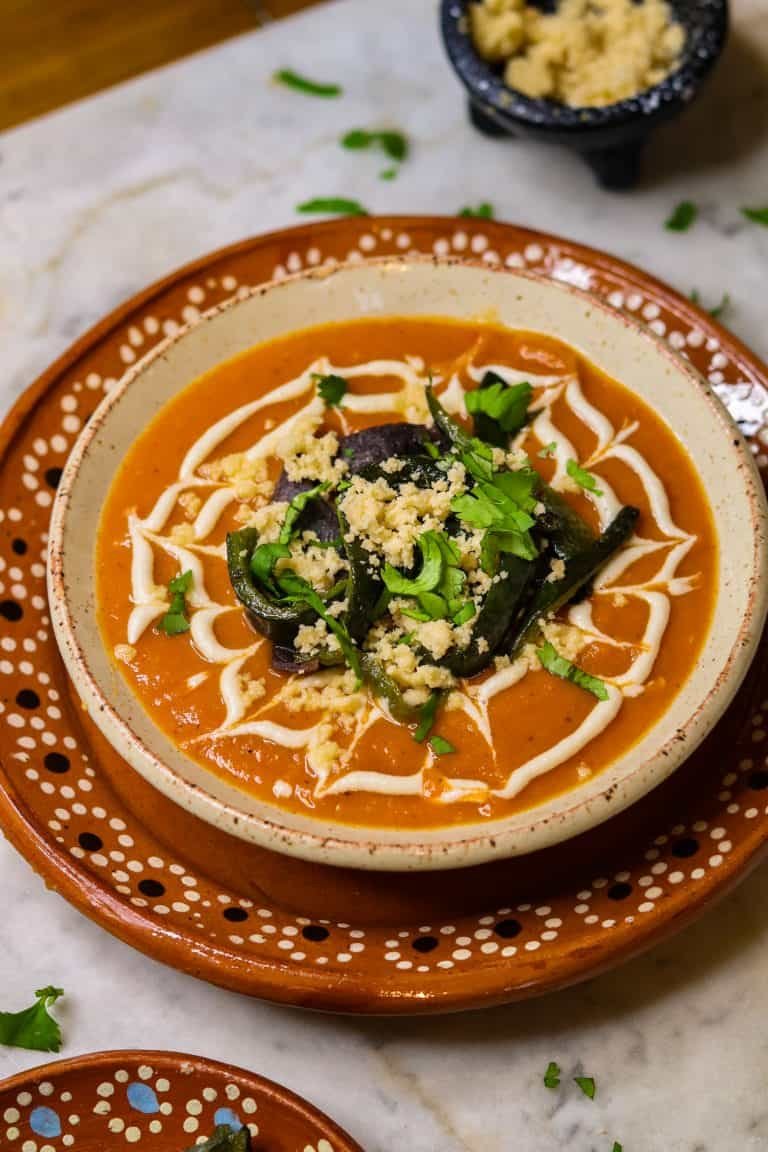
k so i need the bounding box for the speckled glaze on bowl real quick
[46,255,768,873]
[0,1050,363,1151]
[440,0,728,187]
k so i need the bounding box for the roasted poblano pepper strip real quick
[226,528,313,644]
[441,554,535,677]
[338,510,384,642]
[359,653,424,723]
[537,486,595,558]
[506,505,640,654]
[186,1125,251,1152]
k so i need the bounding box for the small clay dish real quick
[46,256,768,872]
[0,1050,363,1151]
[440,0,728,188]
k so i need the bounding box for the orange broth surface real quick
[96,318,717,829]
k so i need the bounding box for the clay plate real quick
[1,217,767,1011]
[0,1050,363,1150]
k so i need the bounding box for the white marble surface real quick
[1,1,768,1148]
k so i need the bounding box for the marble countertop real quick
[1,1,767,1148]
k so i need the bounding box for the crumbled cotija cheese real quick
[114,644,137,664]
[339,462,467,569]
[540,618,586,661]
[275,537,348,595]
[282,669,365,717]
[546,557,566,583]
[237,672,266,709]
[244,501,289,542]
[294,619,341,656]
[169,522,196,546]
[470,0,685,108]
[199,452,273,501]
[279,411,348,486]
[178,490,202,519]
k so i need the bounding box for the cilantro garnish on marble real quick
[0,986,64,1052]
[272,69,342,97]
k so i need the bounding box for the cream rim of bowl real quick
[47,257,768,872]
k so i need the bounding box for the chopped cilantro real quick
[297,197,368,217]
[187,1125,252,1152]
[611,1144,623,1152]
[451,468,540,572]
[543,1061,561,1089]
[465,373,532,444]
[452,601,476,626]
[741,205,768,227]
[280,481,330,544]
[538,641,608,701]
[383,532,445,597]
[423,438,441,459]
[458,203,494,218]
[382,531,465,619]
[158,569,193,635]
[538,441,557,458]
[380,167,398,181]
[665,200,697,231]
[273,69,342,97]
[250,542,291,594]
[430,735,455,755]
[341,128,409,163]
[313,372,348,407]
[690,289,731,319]
[574,1075,596,1100]
[414,691,441,742]
[566,459,603,497]
[0,986,64,1052]
[277,570,361,683]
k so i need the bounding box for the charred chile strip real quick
[441,554,535,677]
[226,528,313,644]
[506,505,640,654]
[537,486,596,558]
[359,653,423,723]
[343,528,384,641]
[271,476,340,542]
[426,384,473,453]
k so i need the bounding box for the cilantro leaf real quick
[465,374,532,444]
[690,289,731,319]
[458,203,494,218]
[341,129,409,162]
[430,735,455,755]
[611,1144,623,1152]
[538,641,608,701]
[159,569,193,636]
[566,459,603,497]
[543,1061,561,1089]
[538,442,557,458]
[273,69,342,97]
[187,1125,252,1152]
[665,200,697,231]
[0,987,64,1052]
[276,570,361,682]
[741,205,768,227]
[452,601,476,626]
[280,481,330,544]
[382,532,445,597]
[250,542,291,594]
[414,690,441,742]
[380,167,398,181]
[574,1075,596,1100]
[314,373,348,407]
[297,198,368,217]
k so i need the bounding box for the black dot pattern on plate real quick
[44,752,70,774]
[78,832,103,852]
[15,689,41,709]
[494,919,522,939]
[748,770,768,790]
[671,837,700,858]
[11,538,27,555]
[44,466,63,489]
[607,881,633,900]
[0,600,22,622]
[412,935,439,953]
[223,906,248,923]
[138,879,165,898]
[302,925,330,943]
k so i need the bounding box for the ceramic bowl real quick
[48,257,768,872]
[440,0,728,188]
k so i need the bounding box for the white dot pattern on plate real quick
[0,226,766,997]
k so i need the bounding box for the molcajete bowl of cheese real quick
[48,257,768,871]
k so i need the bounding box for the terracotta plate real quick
[0,1050,363,1150]
[1,217,767,1013]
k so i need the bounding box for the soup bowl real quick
[48,257,768,871]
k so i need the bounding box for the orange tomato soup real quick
[96,319,717,829]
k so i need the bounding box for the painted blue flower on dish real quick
[127,1082,160,1114]
[30,1106,61,1138]
[214,1106,242,1131]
